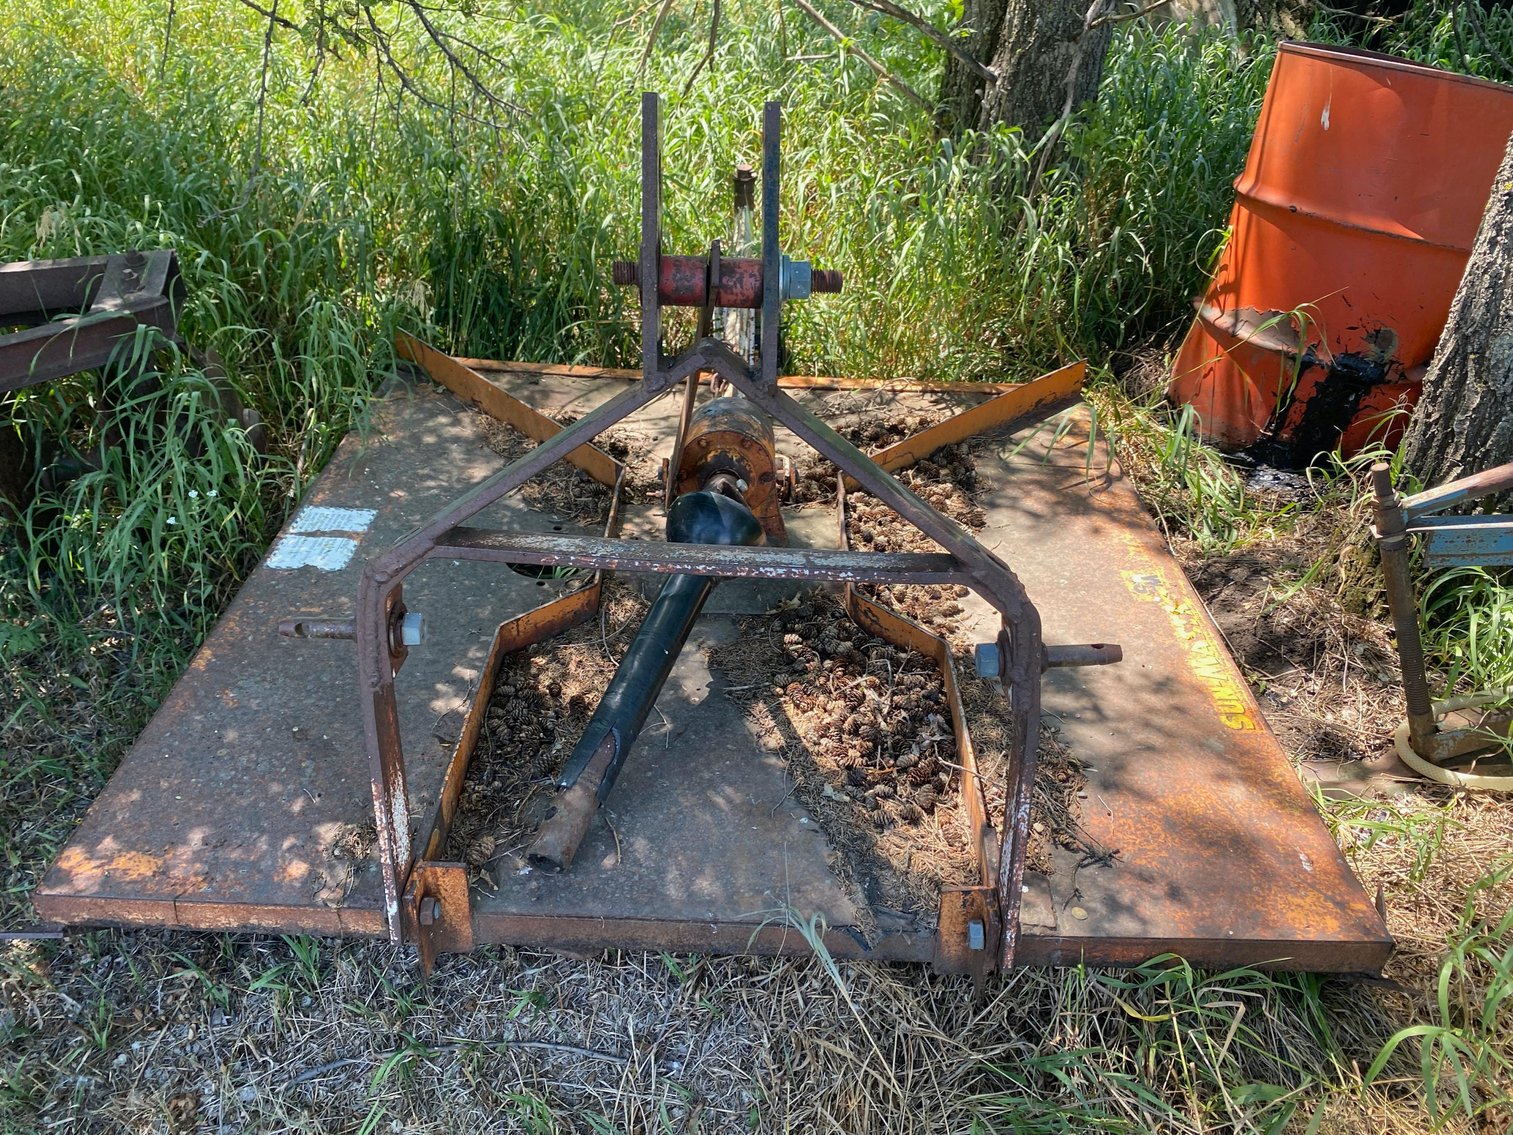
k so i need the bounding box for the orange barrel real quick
[1168,43,1513,461]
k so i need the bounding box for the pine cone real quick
[465,835,497,866]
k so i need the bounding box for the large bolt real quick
[418,896,441,926]
[810,268,843,293]
[611,260,638,286]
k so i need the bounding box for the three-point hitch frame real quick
[348,94,1098,969]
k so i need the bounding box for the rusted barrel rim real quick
[1282,40,1513,96]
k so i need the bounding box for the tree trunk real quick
[937,0,1008,133]
[1403,130,1513,488]
[938,0,1114,139]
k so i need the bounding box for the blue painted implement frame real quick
[1372,460,1513,762]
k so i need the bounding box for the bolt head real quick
[418,896,441,926]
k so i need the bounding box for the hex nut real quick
[973,642,1001,679]
[400,611,427,647]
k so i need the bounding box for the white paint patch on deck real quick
[290,506,378,534]
[266,534,359,571]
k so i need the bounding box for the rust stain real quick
[56,848,165,882]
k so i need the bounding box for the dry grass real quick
[4,837,1503,1135]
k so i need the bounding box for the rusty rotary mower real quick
[35,95,1394,980]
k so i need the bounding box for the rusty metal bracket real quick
[842,360,1087,491]
[934,886,1001,981]
[1,251,184,393]
[397,332,619,487]
[1374,459,1513,770]
[402,861,474,975]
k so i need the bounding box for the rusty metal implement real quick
[33,94,1392,981]
[340,94,1077,963]
[1373,461,1513,787]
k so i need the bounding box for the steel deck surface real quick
[36,381,592,933]
[37,365,1391,971]
[961,424,1391,970]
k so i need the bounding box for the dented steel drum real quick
[1169,43,1513,459]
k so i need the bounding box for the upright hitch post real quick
[1371,464,1437,751]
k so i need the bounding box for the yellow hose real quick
[1393,691,1513,791]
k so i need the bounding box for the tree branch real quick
[641,0,678,75]
[789,0,931,110]
[403,0,520,116]
[1085,0,1166,32]
[683,0,723,95]
[160,0,176,82]
[231,0,300,32]
[846,0,994,82]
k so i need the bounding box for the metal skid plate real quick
[37,361,1391,973]
[969,420,1391,971]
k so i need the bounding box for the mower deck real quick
[36,363,1392,972]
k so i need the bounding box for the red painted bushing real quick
[611,257,843,304]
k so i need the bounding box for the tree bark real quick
[937,0,1008,133]
[938,0,1114,139]
[1403,130,1513,488]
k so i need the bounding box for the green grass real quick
[1314,0,1513,85]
